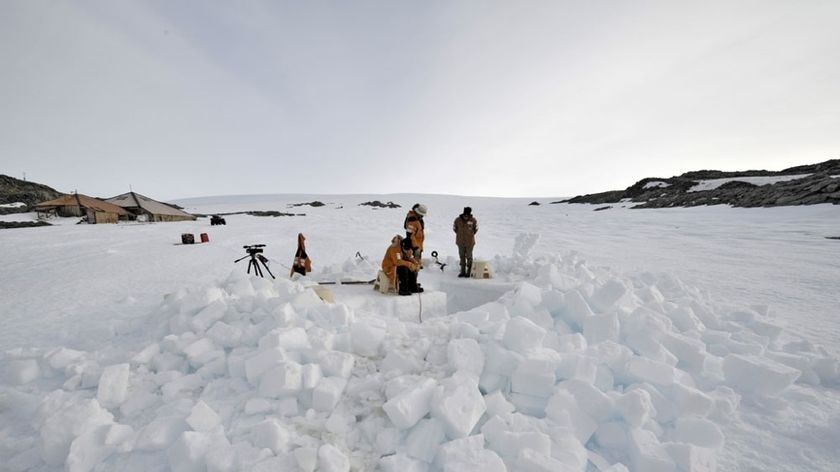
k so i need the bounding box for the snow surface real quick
[643,181,671,189]
[0,202,26,208]
[1,194,839,472]
[687,174,811,192]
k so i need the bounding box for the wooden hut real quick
[35,194,129,224]
[105,192,196,222]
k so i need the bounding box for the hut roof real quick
[36,194,130,215]
[106,192,194,218]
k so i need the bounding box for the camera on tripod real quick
[235,244,274,279]
[244,244,266,255]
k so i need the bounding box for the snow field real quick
[3,248,840,472]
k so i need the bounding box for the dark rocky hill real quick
[558,159,840,209]
[0,174,64,214]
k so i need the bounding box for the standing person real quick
[453,207,478,277]
[381,235,421,295]
[290,233,312,277]
[404,203,427,264]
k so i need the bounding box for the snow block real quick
[510,283,542,324]
[167,431,211,472]
[551,430,588,471]
[661,332,708,373]
[562,289,596,329]
[379,453,430,472]
[258,361,303,397]
[722,354,801,395]
[584,313,620,345]
[351,321,386,357]
[301,363,323,389]
[312,377,348,412]
[614,388,654,428]
[664,306,703,332]
[663,383,713,417]
[135,416,188,451]
[292,289,325,311]
[503,316,546,353]
[430,374,487,439]
[44,347,86,373]
[65,424,114,472]
[186,400,221,432]
[671,418,724,449]
[435,434,507,472]
[517,448,569,472]
[628,428,676,472]
[259,327,310,351]
[383,378,438,430]
[382,350,423,375]
[482,416,551,460]
[555,354,598,383]
[589,280,628,313]
[190,300,227,333]
[556,379,614,422]
[183,338,219,366]
[97,363,130,409]
[624,356,676,386]
[404,418,447,463]
[244,348,288,385]
[510,392,550,417]
[206,321,242,348]
[483,342,522,377]
[7,358,41,385]
[244,398,273,415]
[293,446,318,472]
[555,333,588,353]
[250,418,290,455]
[318,443,350,472]
[318,350,355,378]
[511,359,556,398]
[545,390,597,444]
[447,338,485,376]
[664,443,717,472]
[595,421,629,451]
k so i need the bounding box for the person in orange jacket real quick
[381,235,422,295]
[404,203,427,263]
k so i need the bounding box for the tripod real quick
[235,246,276,279]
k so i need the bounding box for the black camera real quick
[235,244,274,279]
[243,244,265,255]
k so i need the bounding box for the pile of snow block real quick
[3,255,839,472]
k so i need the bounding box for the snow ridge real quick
[3,249,838,471]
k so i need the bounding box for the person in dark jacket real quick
[453,207,478,277]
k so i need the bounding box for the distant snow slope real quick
[687,174,811,192]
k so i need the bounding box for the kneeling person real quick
[381,235,422,295]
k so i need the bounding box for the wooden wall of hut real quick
[86,208,119,224]
[58,205,84,217]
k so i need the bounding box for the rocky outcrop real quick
[0,175,64,214]
[558,159,840,209]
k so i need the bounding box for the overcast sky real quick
[1,1,838,200]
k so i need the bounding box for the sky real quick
[1,0,839,200]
